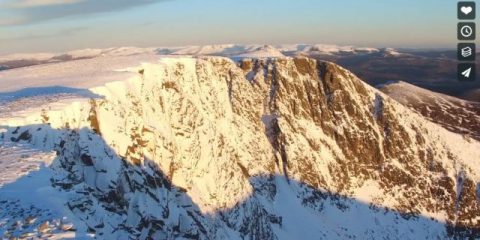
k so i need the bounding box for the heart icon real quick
[461,6,473,15]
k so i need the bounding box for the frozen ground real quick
[0,54,162,93]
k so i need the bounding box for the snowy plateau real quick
[0,46,479,239]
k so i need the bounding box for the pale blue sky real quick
[0,0,457,54]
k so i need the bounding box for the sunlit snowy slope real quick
[380,81,480,141]
[0,54,479,239]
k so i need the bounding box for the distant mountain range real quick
[1,44,478,102]
[0,44,379,65]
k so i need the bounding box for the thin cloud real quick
[0,26,89,42]
[0,0,167,26]
[9,0,85,8]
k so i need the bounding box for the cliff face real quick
[1,57,479,239]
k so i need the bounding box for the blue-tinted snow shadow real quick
[0,86,103,102]
[0,150,93,239]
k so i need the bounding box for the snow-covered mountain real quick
[0,44,379,70]
[233,45,285,58]
[0,55,479,239]
[379,81,480,141]
[5,44,475,104]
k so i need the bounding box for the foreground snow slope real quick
[0,54,163,93]
[0,140,92,239]
[0,56,479,239]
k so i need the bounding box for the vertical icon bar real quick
[457,2,476,81]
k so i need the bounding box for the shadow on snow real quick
[0,123,478,239]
